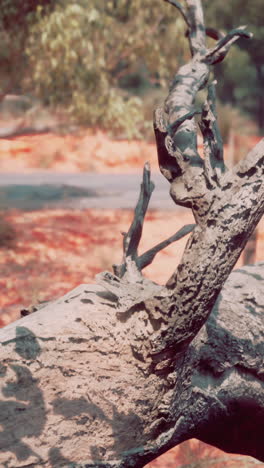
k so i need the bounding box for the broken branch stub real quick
[112,162,195,282]
[122,162,154,273]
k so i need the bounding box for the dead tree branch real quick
[0,1,264,467]
[112,162,195,279]
[151,0,263,357]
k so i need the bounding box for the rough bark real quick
[1,264,264,468]
[1,1,264,467]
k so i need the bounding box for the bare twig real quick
[113,163,195,279]
[205,26,252,65]
[138,224,195,269]
[122,162,154,273]
[112,162,154,278]
[164,0,190,27]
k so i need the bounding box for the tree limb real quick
[205,26,253,65]
[150,0,263,358]
[0,1,263,467]
[122,162,154,273]
[164,0,190,27]
[1,264,264,466]
[112,163,195,280]
[137,224,195,270]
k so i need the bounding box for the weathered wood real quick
[0,1,263,467]
[112,162,195,280]
[152,0,264,357]
[1,264,263,467]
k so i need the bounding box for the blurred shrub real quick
[0,0,52,94]
[204,0,264,132]
[23,0,187,138]
[2,1,260,140]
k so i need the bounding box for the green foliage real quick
[0,0,52,95]
[204,0,264,130]
[23,0,187,137]
[0,0,52,29]
[1,0,262,135]
[204,0,264,64]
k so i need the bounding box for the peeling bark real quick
[0,1,264,467]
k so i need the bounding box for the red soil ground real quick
[0,129,159,173]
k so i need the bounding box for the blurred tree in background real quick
[204,0,264,132]
[0,0,52,95]
[0,0,262,137]
[24,0,188,137]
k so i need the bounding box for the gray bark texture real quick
[1,1,264,467]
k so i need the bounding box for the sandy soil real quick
[0,129,159,173]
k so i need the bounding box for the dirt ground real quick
[0,128,160,173]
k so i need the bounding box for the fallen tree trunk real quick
[1,262,264,467]
[1,0,264,467]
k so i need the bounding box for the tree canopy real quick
[23,0,188,136]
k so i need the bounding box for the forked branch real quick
[205,26,252,64]
[148,0,264,357]
[111,162,195,281]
